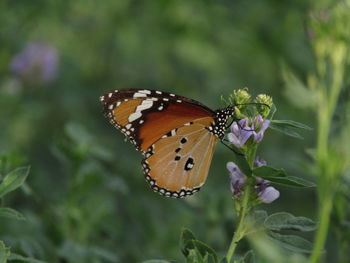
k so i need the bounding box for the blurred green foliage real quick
[1,0,349,262]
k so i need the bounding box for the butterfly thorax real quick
[209,107,234,138]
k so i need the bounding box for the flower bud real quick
[255,94,273,118]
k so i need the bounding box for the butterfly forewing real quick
[142,117,218,198]
[100,89,215,152]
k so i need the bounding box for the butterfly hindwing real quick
[142,117,218,198]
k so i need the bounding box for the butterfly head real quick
[211,107,235,138]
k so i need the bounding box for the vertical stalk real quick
[227,146,256,262]
[226,180,252,263]
[309,196,333,263]
[309,44,346,263]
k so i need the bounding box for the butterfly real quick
[100,89,235,198]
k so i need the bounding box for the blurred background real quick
[0,0,341,262]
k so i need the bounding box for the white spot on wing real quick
[135,100,153,112]
[128,112,142,122]
[138,90,151,94]
[133,93,147,98]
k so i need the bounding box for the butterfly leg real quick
[220,139,245,156]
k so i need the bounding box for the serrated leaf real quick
[186,249,202,263]
[0,167,30,198]
[259,176,315,188]
[252,166,287,178]
[271,120,312,130]
[268,232,313,253]
[264,212,316,232]
[0,241,11,263]
[180,229,217,263]
[269,122,304,139]
[8,253,47,263]
[191,240,217,263]
[0,208,26,221]
[180,228,197,256]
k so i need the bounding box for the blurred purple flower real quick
[227,157,280,204]
[227,115,270,148]
[254,156,267,168]
[258,186,280,204]
[10,42,59,84]
[227,162,245,197]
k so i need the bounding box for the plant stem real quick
[309,196,333,263]
[226,180,252,263]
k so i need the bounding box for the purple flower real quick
[252,115,270,143]
[227,162,246,197]
[227,118,253,148]
[254,156,267,168]
[258,186,280,204]
[10,41,59,84]
[227,115,270,148]
[227,157,280,204]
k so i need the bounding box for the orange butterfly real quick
[100,89,234,198]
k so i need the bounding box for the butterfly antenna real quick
[233,102,270,109]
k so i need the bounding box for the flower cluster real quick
[227,115,270,148]
[227,157,280,203]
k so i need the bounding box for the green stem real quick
[309,197,333,263]
[226,180,252,263]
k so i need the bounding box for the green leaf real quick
[269,122,304,139]
[260,176,315,188]
[242,250,255,263]
[8,253,47,263]
[0,166,30,198]
[271,120,312,130]
[0,208,26,221]
[191,240,217,263]
[186,249,203,263]
[252,166,287,178]
[230,147,251,176]
[281,66,318,109]
[252,167,315,187]
[268,232,313,253]
[180,229,217,263]
[0,241,11,263]
[180,228,197,256]
[264,212,316,232]
[251,210,268,227]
